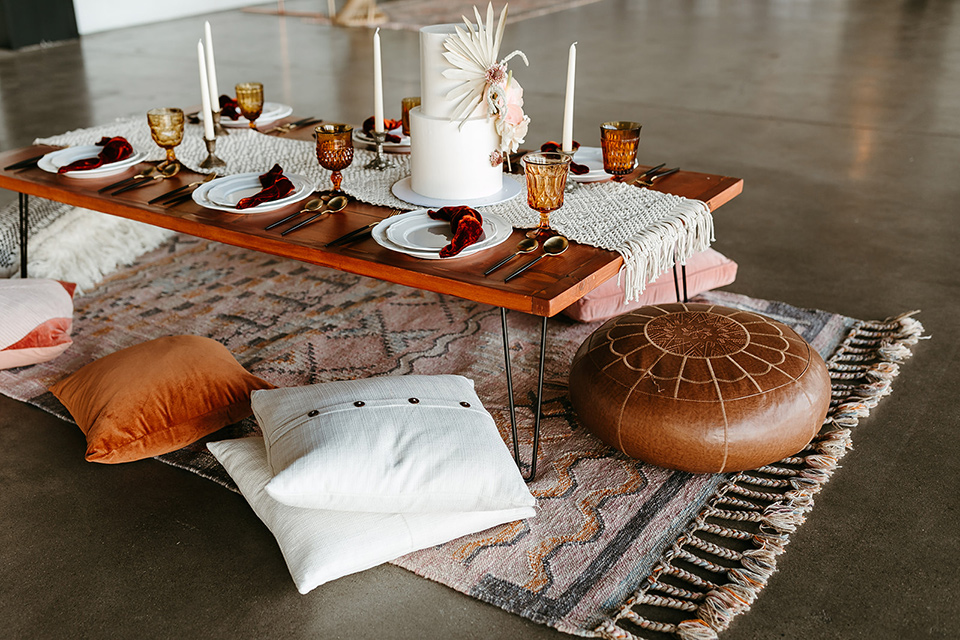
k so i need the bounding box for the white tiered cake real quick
[408,24,504,201]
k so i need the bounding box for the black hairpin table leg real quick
[672,249,690,303]
[681,263,689,302]
[19,193,28,278]
[501,308,548,482]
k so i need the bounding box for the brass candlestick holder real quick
[199,137,226,170]
[364,130,391,171]
[212,110,229,137]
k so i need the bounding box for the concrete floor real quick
[0,1,957,638]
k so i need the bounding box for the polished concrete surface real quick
[0,1,957,638]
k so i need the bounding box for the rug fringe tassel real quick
[594,311,925,639]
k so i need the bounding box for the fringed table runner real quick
[28,116,714,300]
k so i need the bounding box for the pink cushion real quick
[561,249,738,323]
[0,279,76,370]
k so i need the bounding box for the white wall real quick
[73,0,268,35]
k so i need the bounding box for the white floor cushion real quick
[252,375,536,513]
[208,437,536,594]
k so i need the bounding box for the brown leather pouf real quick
[569,303,832,473]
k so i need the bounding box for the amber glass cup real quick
[146,107,184,165]
[315,123,354,192]
[600,121,641,175]
[401,96,421,137]
[235,82,264,129]
[522,151,571,237]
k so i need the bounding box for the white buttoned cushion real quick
[207,437,535,593]
[251,375,536,513]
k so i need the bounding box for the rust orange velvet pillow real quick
[49,335,274,464]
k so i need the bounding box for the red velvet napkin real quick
[540,141,589,175]
[219,95,241,120]
[427,206,484,258]
[236,164,296,210]
[363,116,403,143]
[57,137,133,174]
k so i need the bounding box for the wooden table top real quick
[0,122,742,317]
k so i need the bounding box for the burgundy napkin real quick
[427,206,484,258]
[363,116,403,143]
[540,141,589,175]
[219,95,241,120]
[236,164,296,210]
[57,137,133,174]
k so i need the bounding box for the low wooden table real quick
[0,124,742,479]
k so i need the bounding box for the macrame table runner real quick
[32,116,714,301]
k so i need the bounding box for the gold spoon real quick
[280,195,349,236]
[111,162,180,195]
[484,237,538,276]
[503,235,569,282]
[264,197,326,230]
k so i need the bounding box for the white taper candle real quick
[204,22,219,107]
[197,40,215,141]
[373,28,385,133]
[562,42,577,154]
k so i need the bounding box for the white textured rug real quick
[0,198,173,293]
[23,208,174,293]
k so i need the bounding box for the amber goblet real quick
[521,151,571,237]
[235,82,264,129]
[600,121,641,175]
[401,96,421,137]
[315,124,354,193]
[146,107,184,165]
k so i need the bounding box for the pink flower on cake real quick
[503,78,525,126]
[494,76,529,153]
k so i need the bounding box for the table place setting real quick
[37,137,144,179]
[191,164,315,214]
[17,9,716,303]
[370,206,512,260]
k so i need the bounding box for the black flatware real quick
[631,163,666,185]
[280,195,349,236]
[148,173,218,204]
[265,117,322,135]
[635,166,679,187]
[98,171,147,193]
[4,153,46,171]
[325,222,377,247]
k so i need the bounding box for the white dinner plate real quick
[38,145,146,179]
[570,146,622,183]
[386,213,488,251]
[222,102,294,129]
[372,209,512,259]
[192,171,315,213]
[353,127,410,152]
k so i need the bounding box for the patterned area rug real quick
[0,235,923,639]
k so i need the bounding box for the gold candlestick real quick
[199,137,226,170]
[364,130,390,171]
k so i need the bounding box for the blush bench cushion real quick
[0,279,76,370]
[561,249,737,323]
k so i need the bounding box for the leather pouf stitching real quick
[569,303,832,473]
